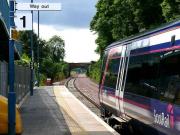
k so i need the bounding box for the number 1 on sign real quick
[15,13,32,30]
[20,16,26,28]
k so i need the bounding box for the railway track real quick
[65,77,100,116]
[65,77,129,135]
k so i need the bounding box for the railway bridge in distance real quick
[68,62,91,76]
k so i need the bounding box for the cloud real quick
[16,0,98,28]
[33,23,99,63]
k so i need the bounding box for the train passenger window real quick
[125,49,180,105]
[159,50,180,105]
[125,52,161,99]
[104,58,120,90]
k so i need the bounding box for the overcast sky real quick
[16,0,99,62]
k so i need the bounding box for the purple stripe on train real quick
[102,86,180,132]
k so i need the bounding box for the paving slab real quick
[20,87,71,135]
[20,86,119,135]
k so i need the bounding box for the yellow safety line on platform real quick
[53,86,119,135]
[54,86,87,135]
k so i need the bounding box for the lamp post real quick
[37,10,40,87]
[30,0,34,95]
[8,1,16,134]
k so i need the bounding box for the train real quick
[99,20,180,135]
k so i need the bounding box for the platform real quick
[20,86,71,135]
[20,86,118,135]
[54,86,118,135]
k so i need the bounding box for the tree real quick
[90,0,140,57]
[87,60,101,83]
[41,58,69,81]
[15,53,31,66]
[18,32,65,63]
[18,31,31,56]
[39,39,49,62]
[90,0,114,57]
[46,35,65,62]
[89,0,179,82]
[18,31,39,62]
[128,0,165,30]
[111,0,139,39]
[90,0,172,58]
[18,32,67,83]
[161,0,180,22]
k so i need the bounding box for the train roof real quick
[106,19,180,51]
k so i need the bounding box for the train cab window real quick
[100,51,108,86]
[101,51,108,72]
[104,58,120,91]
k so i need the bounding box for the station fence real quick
[0,61,31,103]
[0,61,8,97]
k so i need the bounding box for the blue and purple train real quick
[99,20,180,135]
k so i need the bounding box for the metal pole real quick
[8,0,16,134]
[37,10,40,87]
[30,0,34,96]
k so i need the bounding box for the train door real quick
[116,45,130,114]
[100,45,123,110]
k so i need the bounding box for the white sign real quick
[14,13,32,30]
[16,3,62,11]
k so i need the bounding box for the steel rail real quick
[66,78,100,109]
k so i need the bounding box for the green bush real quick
[40,58,69,82]
[39,74,47,86]
[54,72,65,81]
[15,53,30,66]
[87,60,101,83]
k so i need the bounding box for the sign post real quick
[30,0,34,96]
[37,11,40,87]
[8,0,16,134]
